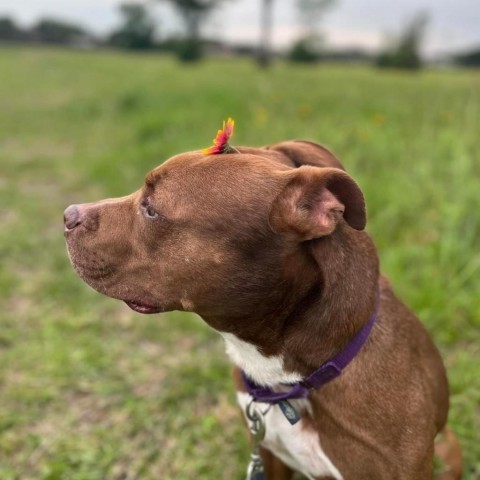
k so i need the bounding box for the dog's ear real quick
[270,166,366,240]
[267,140,345,170]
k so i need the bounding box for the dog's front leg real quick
[260,446,295,480]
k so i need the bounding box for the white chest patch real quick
[220,332,343,479]
[220,332,302,386]
[237,392,343,480]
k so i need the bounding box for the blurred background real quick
[0,0,479,478]
[1,0,480,66]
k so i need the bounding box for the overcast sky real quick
[1,0,479,55]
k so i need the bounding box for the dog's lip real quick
[124,300,164,314]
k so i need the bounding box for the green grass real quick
[0,46,479,479]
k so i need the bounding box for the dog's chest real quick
[237,392,343,480]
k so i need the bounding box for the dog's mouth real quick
[124,300,164,314]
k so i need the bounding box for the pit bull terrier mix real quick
[64,139,463,479]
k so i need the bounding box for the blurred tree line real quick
[0,17,88,45]
[0,1,478,69]
[376,13,427,70]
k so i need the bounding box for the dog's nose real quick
[64,204,82,230]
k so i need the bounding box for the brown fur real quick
[65,140,462,479]
[435,427,463,479]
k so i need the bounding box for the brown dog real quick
[64,140,462,479]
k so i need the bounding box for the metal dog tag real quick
[278,399,301,425]
[245,400,267,480]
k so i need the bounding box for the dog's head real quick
[64,141,366,333]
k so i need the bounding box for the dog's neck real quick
[282,227,379,377]
[218,224,379,386]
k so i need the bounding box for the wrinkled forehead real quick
[144,152,289,217]
[147,151,288,184]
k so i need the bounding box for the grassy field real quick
[0,47,479,479]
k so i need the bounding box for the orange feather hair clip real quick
[202,118,239,155]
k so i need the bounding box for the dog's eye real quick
[141,200,160,220]
[146,205,157,218]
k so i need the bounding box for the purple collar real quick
[241,292,379,405]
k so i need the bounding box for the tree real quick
[31,18,88,45]
[257,0,273,68]
[258,0,336,68]
[109,3,156,50]
[454,47,480,68]
[376,13,429,70]
[296,0,335,35]
[289,37,321,63]
[288,0,336,63]
[0,17,25,42]
[161,0,226,61]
